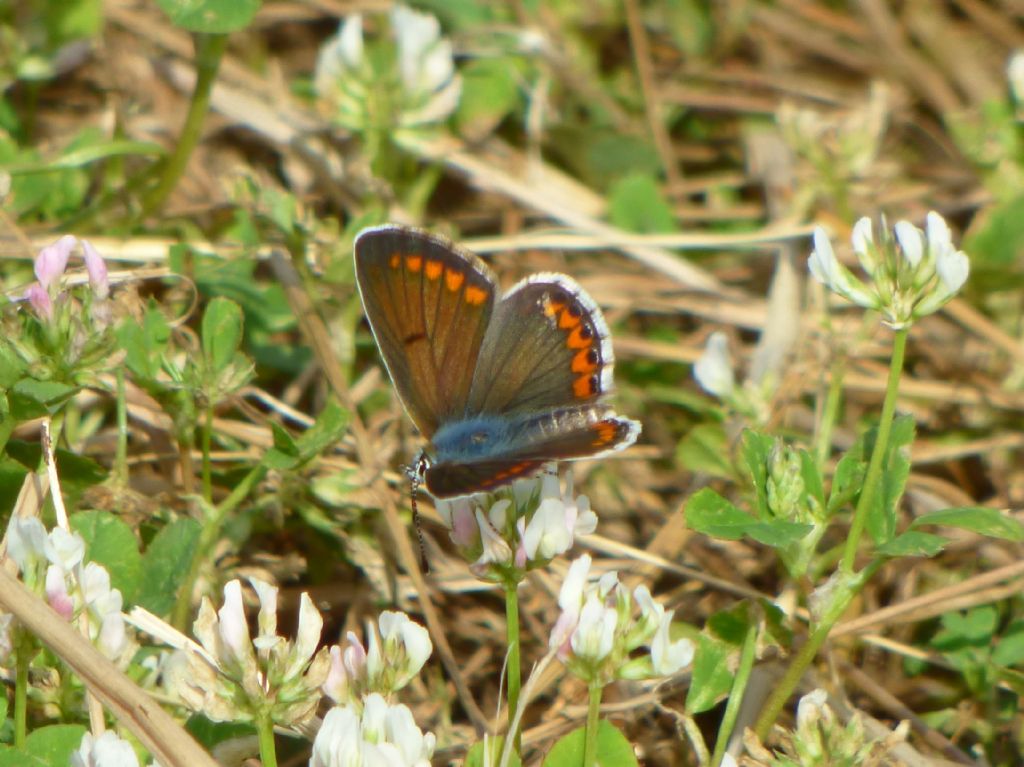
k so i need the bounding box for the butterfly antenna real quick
[408,453,430,573]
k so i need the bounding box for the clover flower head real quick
[70,730,140,767]
[550,555,693,685]
[315,4,461,134]
[435,466,595,581]
[311,693,435,767]
[693,331,735,399]
[181,577,329,725]
[323,610,431,705]
[808,212,970,329]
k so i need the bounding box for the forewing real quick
[354,226,496,437]
[466,275,615,417]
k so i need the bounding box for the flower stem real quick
[255,711,278,767]
[141,33,228,216]
[201,402,214,502]
[113,367,129,485]
[583,681,602,767]
[840,327,908,573]
[814,354,844,470]
[711,618,758,767]
[171,464,267,629]
[13,631,29,748]
[503,580,522,754]
[752,561,880,740]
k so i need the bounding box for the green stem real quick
[840,328,908,573]
[13,632,29,748]
[503,580,522,754]
[711,618,758,767]
[814,355,844,470]
[752,561,881,740]
[255,711,278,767]
[583,681,602,767]
[171,464,267,629]
[113,367,128,485]
[141,33,228,216]
[201,402,214,502]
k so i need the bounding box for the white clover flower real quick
[70,730,139,767]
[6,515,49,573]
[1008,51,1024,106]
[182,578,329,726]
[517,472,595,566]
[324,611,431,705]
[311,694,435,767]
[693,331,735,399]
[44,527,86,572]
[797,688,829,731]
[570,593,617,663]
[315,4,461,134]
[808,212,970,328]
[650,611,694,676]
[551,555,691,685]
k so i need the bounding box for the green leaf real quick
[799,449,825,510]
[867,414,914,544]
[154,0,261,33]
[965,193,1024,267]
[24,724,87,767]
[741,430,772,518]
[993,621,1024,667]
[456,58,520,141]
[294,400,350,458]
[263,422,300,470]
[0,344,27,389]
[542,721,638,767]
[910,507,1024,542]
[117,304,171,382]
[7,379,78,419]
[184,714,257,752]
[874,531,947,558]
[202,297,245,373]
[0,749,47,767]
[465,737,521,767]
[676,422,733,480]
[685,488,811,546]
[685,488,752,539]
[608,173,677,233]
[70,511,142,605]
[136,518,202,616]
[743,520,813,547]
[829,449,865,513]
[686,634,732,715]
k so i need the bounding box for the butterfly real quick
[354,225,640,498]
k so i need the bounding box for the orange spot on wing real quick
[573,375,596,398]
[572,348,597,374]
[465,285,488,305]
[425,260,443,280]
[567,325,591,350]
[389,254,401,269]
[591,421,618,446]
[445,269,465,292]
[558,309,581,330]
[405,255,423,272]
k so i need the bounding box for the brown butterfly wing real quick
[425,406,640,498]
[354,226,495,437]
[465,275,616,418]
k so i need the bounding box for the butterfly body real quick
[355,225,640,498]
